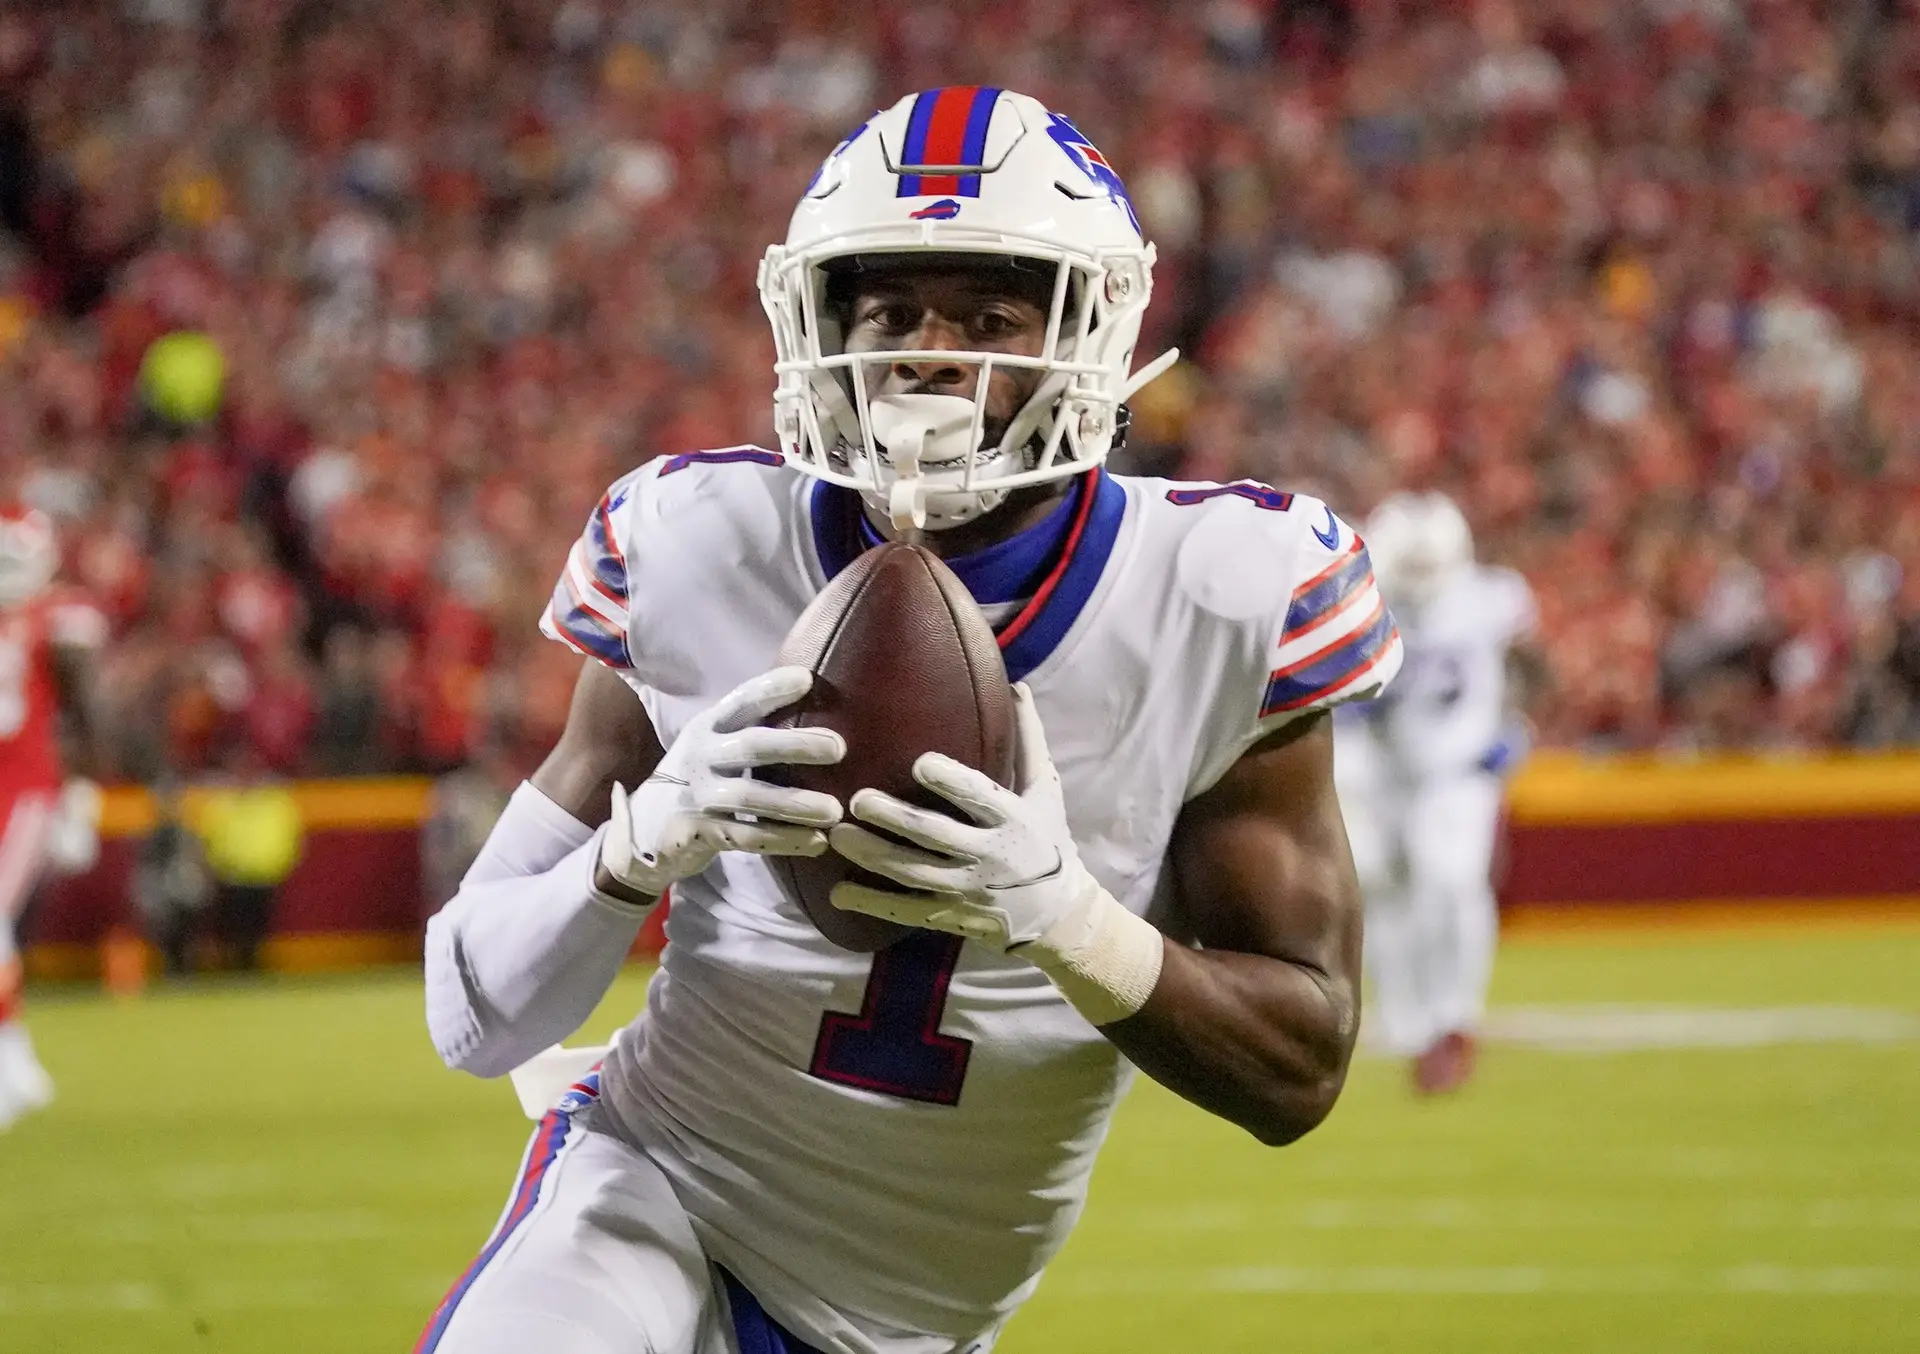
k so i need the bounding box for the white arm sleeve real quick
[424,781,651,1078]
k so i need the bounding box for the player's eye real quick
[972,308,1024,339]
[860,302,918,334]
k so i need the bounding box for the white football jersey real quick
[1367,564,1535,780]
[540,453,1402,1354]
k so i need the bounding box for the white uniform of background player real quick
[420,88,1400,1354]
[1333,492,1535,1092]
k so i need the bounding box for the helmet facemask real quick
[761,88,1179,532]
[765,238,1165,530]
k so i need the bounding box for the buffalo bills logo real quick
[909,198,963,220]
[1045,113,1140,235]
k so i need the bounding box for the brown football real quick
[767,542,1017,951]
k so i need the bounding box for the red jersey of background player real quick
[0,508,104,804]
[0,590,105,802]
[0,504,106,1131]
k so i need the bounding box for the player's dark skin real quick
[535,263,1364,1147]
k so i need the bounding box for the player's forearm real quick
[1102,942,1359,1146]
[424,783,649,1078]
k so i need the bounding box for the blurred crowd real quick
[4,0,1920,779]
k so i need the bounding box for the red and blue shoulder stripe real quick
[541,486,634,669]
[1261,538,1401,718]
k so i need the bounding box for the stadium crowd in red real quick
[2,0,1918,780]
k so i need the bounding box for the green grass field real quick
[4,926,1917,1354]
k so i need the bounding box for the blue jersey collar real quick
[851,487,1079,605]
[810,470,1126,682]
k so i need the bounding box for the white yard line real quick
[0,1283,163,1314]
[147,1161,285,1200]
[83,1209,388,1245]
[9,1266,1914,1315]
[0,1276,447,1315]
[1481,1005,1920,1050]
[1112,1198,1920,1233]
[1357,1004,1920,1054]
[1052,1265,1920,1297]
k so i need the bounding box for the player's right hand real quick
[597,667,845,901]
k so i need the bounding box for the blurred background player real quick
[1335,491,1543,1096]
[197,748,304,972]
[130,773,212,977]
[0,503,104,1128]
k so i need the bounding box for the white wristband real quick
[596,781,668,907]
[1025,886,1165,1027]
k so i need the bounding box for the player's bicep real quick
[1170,713,1361,981]
[530,660,664,827]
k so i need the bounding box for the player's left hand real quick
[829,685,1088,951]
[829,687,1164,1026]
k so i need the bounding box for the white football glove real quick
[829,686,1164,1026]
[599,667,845,902]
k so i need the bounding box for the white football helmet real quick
[760,87,1178,530]
[0,505,57,609]
[1363,491,1473,612]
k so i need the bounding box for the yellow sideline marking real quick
[23,931,419,982]
[86,756,1920,838]
[1504,897,1920,940]
[1506,751,1920,825]
[98,779,434,839]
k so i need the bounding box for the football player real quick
[1333,491,1542,1095]
[420,88,1401,1354]
[0,504,105,1130]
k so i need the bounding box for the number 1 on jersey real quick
[810,931,972,1106]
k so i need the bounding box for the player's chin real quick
[978,414,1016,449]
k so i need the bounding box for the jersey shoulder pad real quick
[1256,495,1403,725]
[538,464,653,670]
[538,447,788,671]
[1143,476,1313,622]
[1151,481,1403,796]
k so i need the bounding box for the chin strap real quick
[868,392,1022,532]
[877,399,931,531]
